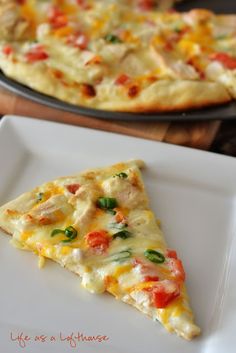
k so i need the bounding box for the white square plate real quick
[0,115,236,353]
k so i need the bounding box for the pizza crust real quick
[0,54,231,112]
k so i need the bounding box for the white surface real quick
[0,115,236,353]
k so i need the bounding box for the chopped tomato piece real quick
[166,249,178,259]
[143,275,159,282]
[48,6,68,29]
[115,74,130,85]
[168,258,186,282]
[210,52,236,70]
[147,280,180,308]
[80,83,96,98]
[128,84,140,98]
[25,46,49,62]
[2,45,13,56]
[85,230,110,253]
[138,0,156,11]
[66,183,80,194]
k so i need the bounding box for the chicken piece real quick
[151,46,199,80]
[0,0,29,40]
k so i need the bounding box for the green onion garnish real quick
[110,249,132,262]
[104,34,122,43]
[113,230,132,239]
[144,249,165,264]
[114,172,128,179]
[51,228,65,237]
[51,226,78,243]
[64,226,77,239]
[97,197,118,210]
[36,192,44,202]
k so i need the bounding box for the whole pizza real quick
[0,0,236,112]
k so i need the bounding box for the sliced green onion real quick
[144,249,165,264]
[51,226,78,243]
[113,230,132,239]
[114,172,128,179]
[97,197,118,210]
[64,226,77,239]
[110,250,132,262]
[51,228,65,237]
[104,34,122,43]
[36,192,44,202]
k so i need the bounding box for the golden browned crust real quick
[0,53,231,112]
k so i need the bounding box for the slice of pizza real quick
[0,160,200,340]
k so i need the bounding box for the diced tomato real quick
[128,84,140,98]
[115,74,130,85]
[66,183,80,194]
[168,258,186,282]
[151,281,180,308]
[138,0,156,11]
[166,249,178,259]
[2,45,13,56]
[80,83,96,98]
[48,6,68,29]
[210,52,236,70]
[85,230,111,253]
[143,275,159,282]
[25,46,49,62]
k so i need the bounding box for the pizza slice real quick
[0,160,200,340]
